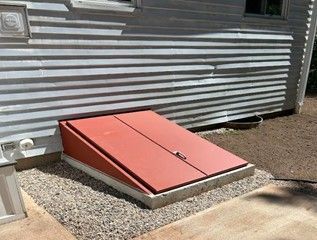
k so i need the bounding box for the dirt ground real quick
[201,95,317,182]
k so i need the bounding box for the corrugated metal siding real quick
[0,0,313,157]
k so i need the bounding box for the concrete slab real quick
[0,190,76,240]
[64,154,255,209]
[135,184,317,240]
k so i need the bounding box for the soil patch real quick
[201,96,317,182]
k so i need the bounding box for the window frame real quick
[244,0,290,20]
[70,0,142,12]
[132,0,142,8]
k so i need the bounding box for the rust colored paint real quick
[59,121,152,194]
[66,116,206,194]
[115,111,248,176]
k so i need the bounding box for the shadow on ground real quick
[244,182,317,213]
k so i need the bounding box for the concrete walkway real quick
[0,190,76,240]
[136,184,317,240]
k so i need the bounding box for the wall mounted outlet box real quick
[1,142,17,152]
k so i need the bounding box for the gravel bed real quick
[19,161,275,240]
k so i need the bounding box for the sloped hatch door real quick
[115,111,248,176]
[66,115,206,194]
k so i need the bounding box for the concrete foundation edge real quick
[62,154,255,209]
[16,152,61,171]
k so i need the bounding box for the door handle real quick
[173,151,187,160]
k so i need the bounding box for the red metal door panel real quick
[59,122,151,194]
[66,116,205,194]
[115,111,248,176]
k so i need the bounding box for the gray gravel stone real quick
[17,161,312,240]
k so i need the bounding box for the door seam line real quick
[114,115,208,176]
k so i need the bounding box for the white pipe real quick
[296,0,317,113]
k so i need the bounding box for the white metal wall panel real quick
[0,0,313,158]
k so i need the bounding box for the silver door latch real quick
[173,151,187,160]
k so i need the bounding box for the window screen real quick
[245,0,263,14]
[266,0,283,15]
[245,0,284,16]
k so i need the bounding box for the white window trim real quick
[133,0,142,8]
[244,0,290,20]
[70,0,142,13]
